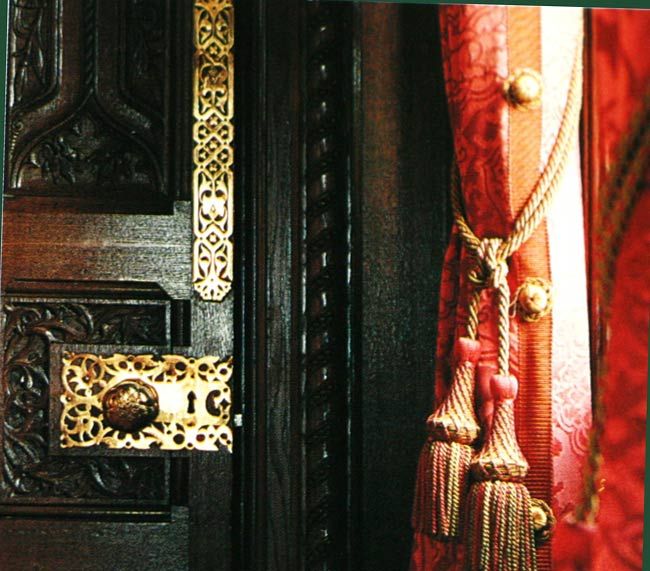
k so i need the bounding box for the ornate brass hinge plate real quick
[192,0,235,301]
[59,352,233,452]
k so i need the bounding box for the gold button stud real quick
[504,68,543,109]
[515,277,553,322]
[530,498,556,545]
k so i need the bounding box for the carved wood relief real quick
[0,301,168,502]
[6,0,190,210]
[9,0,58,111]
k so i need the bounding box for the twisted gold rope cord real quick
[450,41,583,375]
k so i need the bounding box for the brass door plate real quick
[57,349,233,452]
[192,0,235,301]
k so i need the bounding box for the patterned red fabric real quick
[590,9,650,571]
[411,6,590,569]
[594,190,649,570]
[411,9,511,565]
[434,5,511,405]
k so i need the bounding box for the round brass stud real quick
[514,277,553,322]
[102,379,159,433]
[504,68,543,110]
[530,497,556,545]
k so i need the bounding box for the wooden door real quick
[0,1,232,569]
[0,1,453,570]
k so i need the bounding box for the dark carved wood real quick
[303,3,353,570]
[358,5,452,569]
[18,113,157,188]
[1,0,458,568]
[6,0,190,212]
[1,1,230,569]
[0,300,168,503]
[235,1,358,569]
[9,0,58,111]
[0,508,191,571]
[123,0,167,113]
[235,0,303,569]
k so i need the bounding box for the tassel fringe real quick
[412,337,480,540]
[413,439,474,538]
[466,375,537,570]
[466,480,537,571]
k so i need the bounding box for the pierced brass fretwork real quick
[59,352,233,452]
[192,0,234,301]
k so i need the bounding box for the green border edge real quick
[324,0,650,8]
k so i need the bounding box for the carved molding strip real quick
[59,352,234,452]
[303,4,351,568]
[192,0,234,301]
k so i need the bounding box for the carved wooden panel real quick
[0,300,169,504]
[9,0,58,111]
[236,1,357,568]
[6,0,191,211]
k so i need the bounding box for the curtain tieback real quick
[413,39,583,571]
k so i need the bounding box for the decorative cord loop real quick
[452,40,582,372]
[468,238,509,289]
[413,40,582,564]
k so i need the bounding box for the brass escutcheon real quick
[59,352,233,451]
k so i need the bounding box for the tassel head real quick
[427,337,481,445]
[471,375,529,483]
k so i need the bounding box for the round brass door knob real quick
[102,379,159,432]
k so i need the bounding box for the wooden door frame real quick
[234,1,358,569]
[234,2,451,569]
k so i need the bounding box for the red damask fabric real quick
[411,5,591,569]
[590,9,650,571]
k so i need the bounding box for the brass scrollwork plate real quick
[192,0,234,301]
[59,352,233,452]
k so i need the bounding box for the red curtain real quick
[589,10,650,571]
[412,6,592,569]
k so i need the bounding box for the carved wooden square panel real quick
[6,0,192,212]
[0,298,170,506]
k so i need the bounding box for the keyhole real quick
[187,391,196,414]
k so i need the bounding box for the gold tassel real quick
[412,337,481,539]
[466,374,537,571]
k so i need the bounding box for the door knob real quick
[102,379,160,433]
